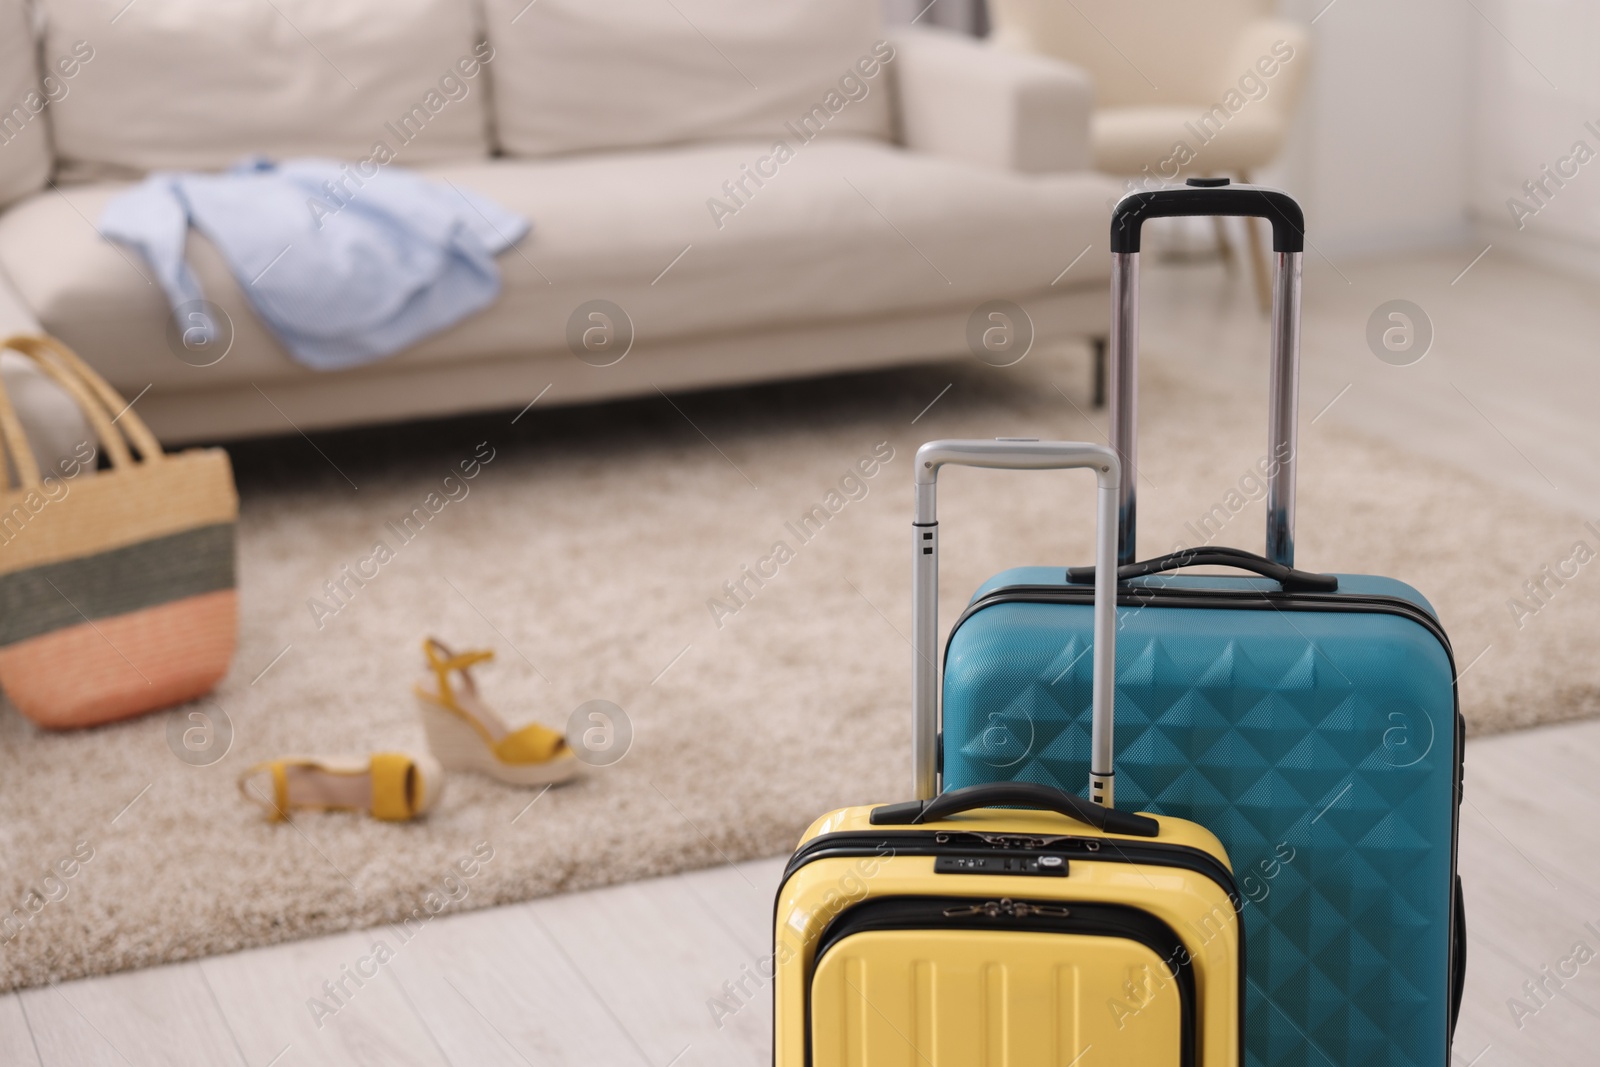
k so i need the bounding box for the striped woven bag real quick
[0,335,238,728]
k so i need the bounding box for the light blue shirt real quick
[100,158,529,371]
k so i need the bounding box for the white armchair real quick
[989,0,1310,308]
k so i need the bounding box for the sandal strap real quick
[492,722,569,765]
[423,637,494,703]
[369,753,418,821]
[239,761,292,821]
[424,637,494,672]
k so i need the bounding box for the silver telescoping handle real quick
[1108,195,1305,567]
[912,440,1122,804]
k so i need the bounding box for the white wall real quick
[1467,0,1600,278]
[1271,0,1474,260]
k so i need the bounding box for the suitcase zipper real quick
[951,583,1454,652]
[781,829,1244,1067]
[784,830,1241,908]
[806,895,1198,1067]
[944,579,1469,1046]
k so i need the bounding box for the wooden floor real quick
[1144,243,1600,514]
[2,718,1595,1065]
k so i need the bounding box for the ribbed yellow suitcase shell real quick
[775,805,1241,1067]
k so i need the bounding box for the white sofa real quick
[0,0,1121,443]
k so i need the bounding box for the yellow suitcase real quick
[773,441,1243,1067]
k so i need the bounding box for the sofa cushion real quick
[0,0,52,208]
[0,140,1117,391]
[485,0,893,158]
[42,0,491,180]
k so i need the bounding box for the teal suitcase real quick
[928,182,1465,1067]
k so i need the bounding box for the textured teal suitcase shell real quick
[942,568,1462,1067]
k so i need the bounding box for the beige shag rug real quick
[2,350,1596,991]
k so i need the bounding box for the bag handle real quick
[0,362,37,488]
[0,337,130,482]
[1066,546,1338,593]
[0,335,165,488]
[870,781,1159,837]
[9,334,164,461]
[913,439,1121,806]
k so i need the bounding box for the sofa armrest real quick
[887,24,1093,174]
[0,265,97,482]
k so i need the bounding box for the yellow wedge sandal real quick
[414,638,582,788]
[238,752,444,822]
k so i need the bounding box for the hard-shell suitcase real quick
[938,182,1465,1067]
[775,440,1244,1067]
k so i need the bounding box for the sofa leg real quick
[1240,170,1272,314]
[1091,336,1107,408]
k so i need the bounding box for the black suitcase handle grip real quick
[1111,181,1305,254]
[870,782,1160,837]
[1066,546,1338,593]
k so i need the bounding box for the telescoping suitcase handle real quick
[1109,178,1305,567]
[912,439,1120,804]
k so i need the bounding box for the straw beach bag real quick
[0,335,238,729]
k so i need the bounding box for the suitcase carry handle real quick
[1109,179,1305,568]
[870,781,1159,837]
[1065,546,1338,593]
[913,439,1120,804]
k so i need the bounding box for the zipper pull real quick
[943,898,1071,919]
[973,833,1056,849]
[1008,900,1072,918]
